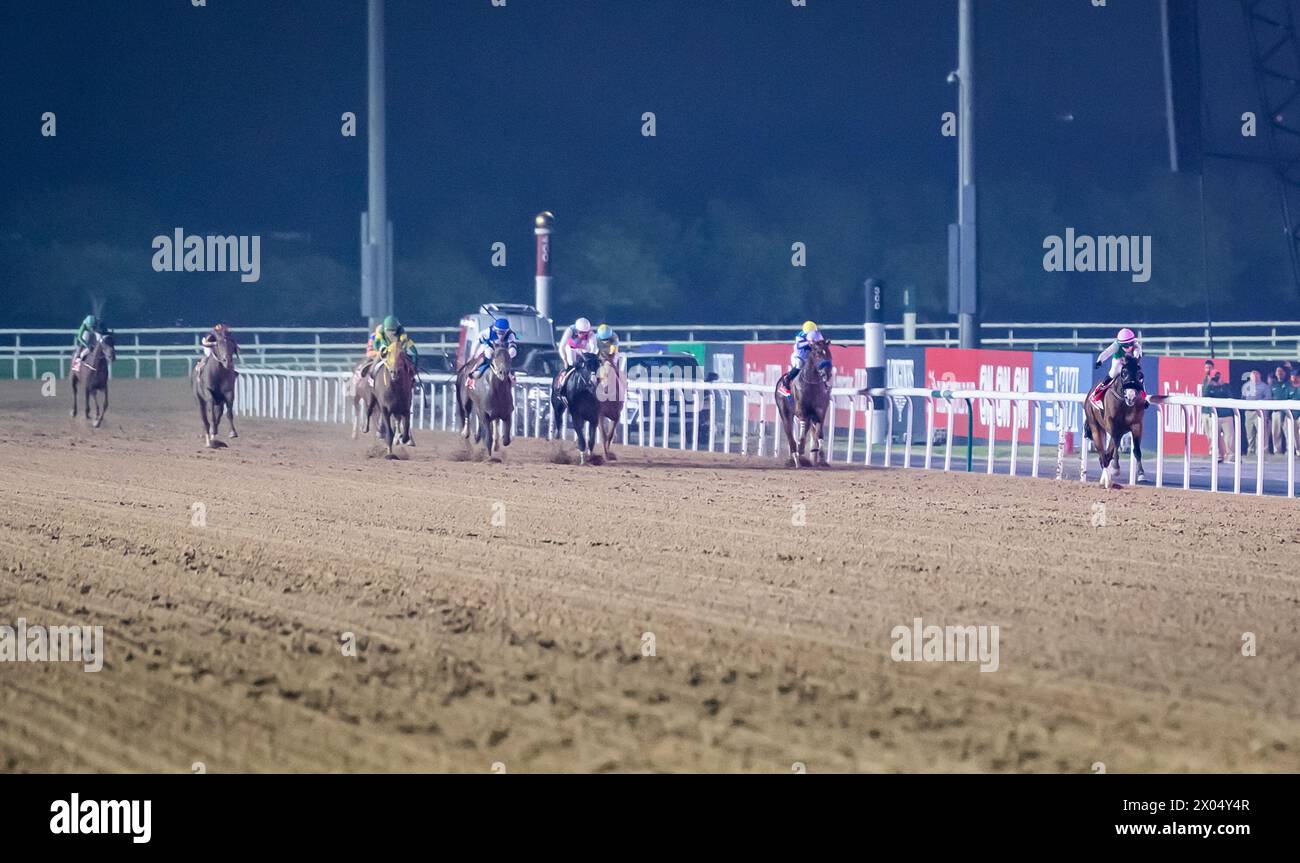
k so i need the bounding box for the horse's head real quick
[98,332,116,362]
[804,338,833,382]
[1117,354,1145,407]
[490,344,512,378]
[211,330,234,367]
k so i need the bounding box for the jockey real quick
[595,323,619,356]
[778,320,823,396]
[558,317,597,367]
[554,317,597,402]
[73,314,102,364]
[370,315,417,376]
[197,322,239,374]
[468,317,517,384]
[1090,327,1143,405]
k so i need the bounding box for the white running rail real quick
[232,369,1300,499]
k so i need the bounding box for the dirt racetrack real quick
[1,378,1297,773]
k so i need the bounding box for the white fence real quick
[7,319,1300,379]
[232,368,1300,499]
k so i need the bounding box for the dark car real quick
[622,351,713,444]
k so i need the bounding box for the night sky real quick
[0,0,1289,329]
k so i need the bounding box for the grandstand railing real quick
[231,368,1299,499]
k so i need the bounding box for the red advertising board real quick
[924,348,1033,441]
[1155,355,1215,456]
[742,343,864,420]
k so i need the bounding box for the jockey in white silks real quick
[1090,327,1143,405]
[554,317,598,405]
[469,317,517,385]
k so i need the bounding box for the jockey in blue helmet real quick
[470,317,517,382]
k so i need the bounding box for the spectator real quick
[1205,371,1234,462]
[1271,367,1291,454]
[1242,370,1271,455]
[1290,371,1300,455]
[1200,360,1217,439]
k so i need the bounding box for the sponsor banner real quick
[1033,351,1092,446]
[885,346,927,439]
[743,343,863,420]
[924,348,1033,441]
[665,341,706,365]
[703,343,744,383]
[1156,355,1213,455]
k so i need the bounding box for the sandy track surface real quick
[0,379,1297,773]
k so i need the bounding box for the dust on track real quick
[0,380,1297,773]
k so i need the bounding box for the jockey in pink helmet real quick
[1090,327,1143,405]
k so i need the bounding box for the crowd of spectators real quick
[1201,360,1300,463]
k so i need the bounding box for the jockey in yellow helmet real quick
[778,320,823,395]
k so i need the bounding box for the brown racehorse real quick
[775,338,833,467]
[194,329,239,447]
[70,332,115,428]
[350,357,379,440]
[371,344,416,458]
[1082,353,1148,487]
[456,346,514,459]
[594,342,625,461]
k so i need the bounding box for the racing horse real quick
[370,342,416,458]
[550,352,601,464]
[456,344,514,459]
[194,328,240,447]
[594,342,626,461]
[1082,352,1148,487]
[775,338,833,467]
[70,332,116,428]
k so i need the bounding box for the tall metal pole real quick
[367,0,390,327]
[957,0,978,348]
[535,211,554,321]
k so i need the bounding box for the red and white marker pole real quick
[534,211,554,320]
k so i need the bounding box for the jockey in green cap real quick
[366,315,417,379]
[74,314,102,365]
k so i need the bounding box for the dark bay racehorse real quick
[456,347,514,458]
[194,329,239,447]
[776,338,833,467]
[594,344,625,461]
[372,344,416,458]
[550,352,601,464]
[1083,353,1148,487]
[70,332,115,428]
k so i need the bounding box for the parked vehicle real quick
[622,350,713,442]
[456,303,561,377]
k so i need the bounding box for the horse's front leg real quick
[1131,426,1145,482]
[83,380,93,420]
[70,376,79,417]
[198,400,214,447]
[93,387,107,428]
[224,387,238,438]
[501,411,512,447]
